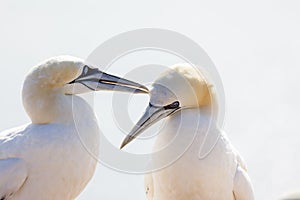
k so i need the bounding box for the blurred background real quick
[0,0,299,199]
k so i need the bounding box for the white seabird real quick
[0,56,148,200]
[121,64,254,200]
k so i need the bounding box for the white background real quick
[0,0,299,199]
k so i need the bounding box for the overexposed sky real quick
[0,0,300,199]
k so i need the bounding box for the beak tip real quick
[120,138,127,149]
[142,86,149,92]
[136,86,149,94]
[120,136,134,149]
[119,142,125,149]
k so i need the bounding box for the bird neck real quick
[182,90,219,126]
[154,105,219,162]
[22,86,73,124]
[200,87,219,126]
[200,102,218,125]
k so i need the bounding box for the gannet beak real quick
[120,101,180,149]
[69,65,148,94]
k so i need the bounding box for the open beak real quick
[69,65,148,94]
[120,101,180,149]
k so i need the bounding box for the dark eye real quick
[170,101,180,108]
[165,101,180,109]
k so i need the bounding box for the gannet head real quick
[22,55,148,124]
[120,64,214,149]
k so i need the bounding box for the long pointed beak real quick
[120,101,180,149]
[70,66,148,93]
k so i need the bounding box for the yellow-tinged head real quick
[22,55,148,124]
[120,64,215,149]
[23,56,83,90]
[150,63,212,108]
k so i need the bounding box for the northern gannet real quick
[0,56,148,200]
[121,64,254,200]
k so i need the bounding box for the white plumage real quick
[121,64,254,200]
[0,56,148,200]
